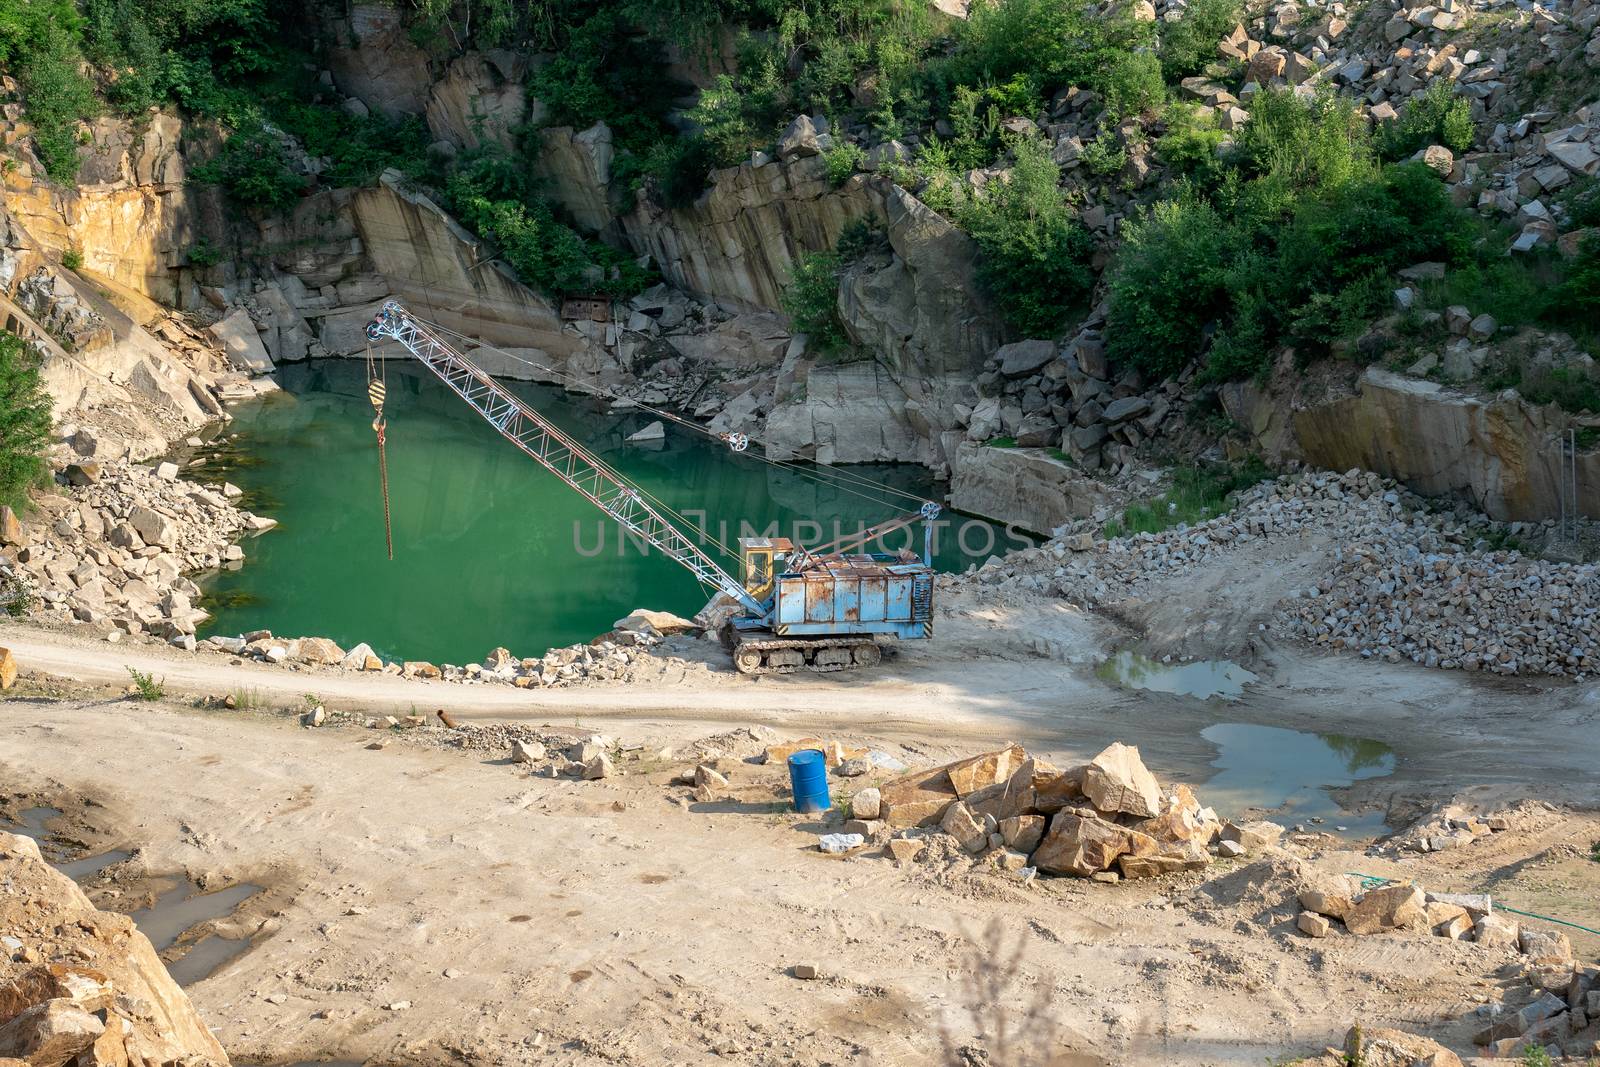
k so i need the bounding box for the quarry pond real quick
[195,361,1018,664]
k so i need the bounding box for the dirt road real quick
[6,573,1600,811]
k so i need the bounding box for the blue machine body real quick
[770,559,934,640]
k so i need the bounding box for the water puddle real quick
[131,882,262,985]
[4,804,260,985]
[1097,652,1258,700]
[7,806,131,879]
[1200,723,1396,835]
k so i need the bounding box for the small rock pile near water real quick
[839,740,1280,882]
[199,607,702,688]
[962,467,1600,678]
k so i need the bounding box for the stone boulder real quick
[1081,742,1161,819]
[878,766,960,829]
[0,833,229,1065]
[536,122,624,233]
[997,339,1056,378]
[777,115,826,161]
[1345,884,1425,935]
[324,2,431,118]
[297,636,345,665]
[339,642,382,671]
[1343,1025,1463,1067]
[949,441,1107,535]
[1032,812,1157,877]
[426,50,529,151]
[208,308,273,375]
[945,743,1027,796]
[1290,367,1600,522]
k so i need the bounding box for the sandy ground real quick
[4,555,1600,1065]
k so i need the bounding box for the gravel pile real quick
[961,468,1600,678]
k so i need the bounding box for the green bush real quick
[1103,457,1271,537]
[1156,104,1226,187]
[451,185,652,299]
[1101,51,1166,120]
[188,118,302,212]
[1107,194,1241,377]
[1158,0,1242,81]
[529,9,684,151]
[685,65,786,169]
[1559,175,1600,228]
[957,0,1155,100]
[61,247,84,270]
[186,238,223,267]
[1079,125,1128,178]
[1374,80,1474,161]
[0,331,53,510]
[823,140,864,185]
[1550,233,1600,325]
[8,17,99,182]
[1230,88,1372,194]
[83,0,275,117]
[959,136,1094,336]
[126,665,165,701]
[780,250,850,355]
[1107,90,1475,383]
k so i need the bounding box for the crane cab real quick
[739,537,794,600]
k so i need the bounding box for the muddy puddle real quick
[4,804,261,986]
[1097,652,1257,700]
[1200,723,1396,835]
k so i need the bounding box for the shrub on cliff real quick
[1108,91,1471,382]
[0,330,53,510]
[781,251,851,355]
[960,136,1095,336]
[0,0,98,181]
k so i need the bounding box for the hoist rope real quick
[366,344,394,561]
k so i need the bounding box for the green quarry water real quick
[1200,723,1397,835]
[197,361,1021,664]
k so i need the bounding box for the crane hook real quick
[722,432,749,453]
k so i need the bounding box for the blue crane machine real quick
[365,301,939,675]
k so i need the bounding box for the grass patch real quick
[1103,458,1272,538]
[125,666,164,701]
[986,436,1019,448]
[228,687,265,711]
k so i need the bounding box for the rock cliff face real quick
[620,154,877,311]
[5,114,211,311]
[0,832,229,1066]
[249,172,610,380]
[1293,369,1600,522]
[0,203,230,462]
[426,49,531,151]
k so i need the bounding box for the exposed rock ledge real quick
[0,832,229,1065]
[949,441,1109,536]
[1230,366,1600,522]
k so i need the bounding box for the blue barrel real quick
[788,749,832,813]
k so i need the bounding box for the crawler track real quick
[730,634,883,675]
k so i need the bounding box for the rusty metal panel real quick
[837,578,861,622]
[859,576,887,622]
[778,576,807,628]
[887,576,913,621]
[805,575,834,624]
